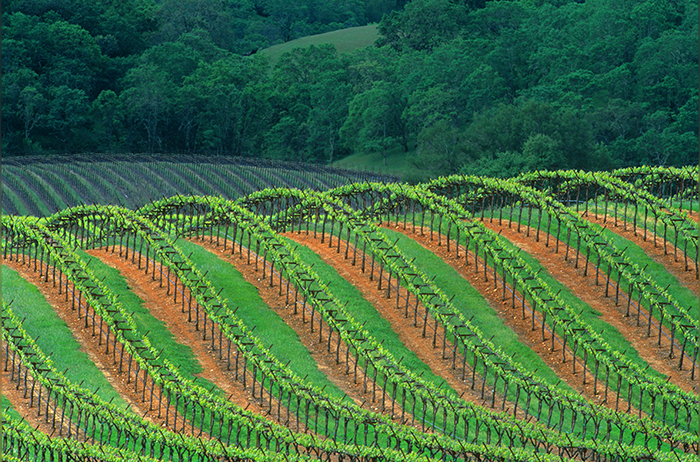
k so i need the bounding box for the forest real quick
[3,0,698,179]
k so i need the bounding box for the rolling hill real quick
[2,161,698,461]
[260,24,380,66]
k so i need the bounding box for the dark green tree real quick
[410,119,463,180]
[267,45,350,162]
[377,0,468,52]
[183,55,270,155]
[341,81,408,165]
[121,63,174,152]
[92,90,122,152]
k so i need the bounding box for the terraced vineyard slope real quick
[2,165,698,462]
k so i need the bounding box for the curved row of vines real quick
[2,167,697,461]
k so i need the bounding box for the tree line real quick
[3,0,697,179]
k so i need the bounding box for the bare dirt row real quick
[476,219,696,395]
[191,238,411,421]
[3,259,170,433]
[579,212,698,296]
[279,232,497,411]
[375,223,630,411]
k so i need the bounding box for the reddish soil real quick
[84,248,272,421]
[579,212,698,296]
[280,231,498,411]
[5,216,694,440]
[376,223,630,412]
[683,210,699,223]
[476,219,697,396]
[2,366,68,437]
[2,259,177,433]
[190,237,410,421]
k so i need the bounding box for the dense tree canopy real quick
[3,0,697,178]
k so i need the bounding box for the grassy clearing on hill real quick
[261,24,379,67]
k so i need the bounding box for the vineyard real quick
[2,164,698,461]
[1,154,398,217]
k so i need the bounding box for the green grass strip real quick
[177,239,347,400]
[666,199,699,213]
[283,237,456,394]
[596,226,699,319]
[1,266,128,407]
[2,396,26,423]
[493,231,669,383]
[380,228,576,394]
[77,249,223,395]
